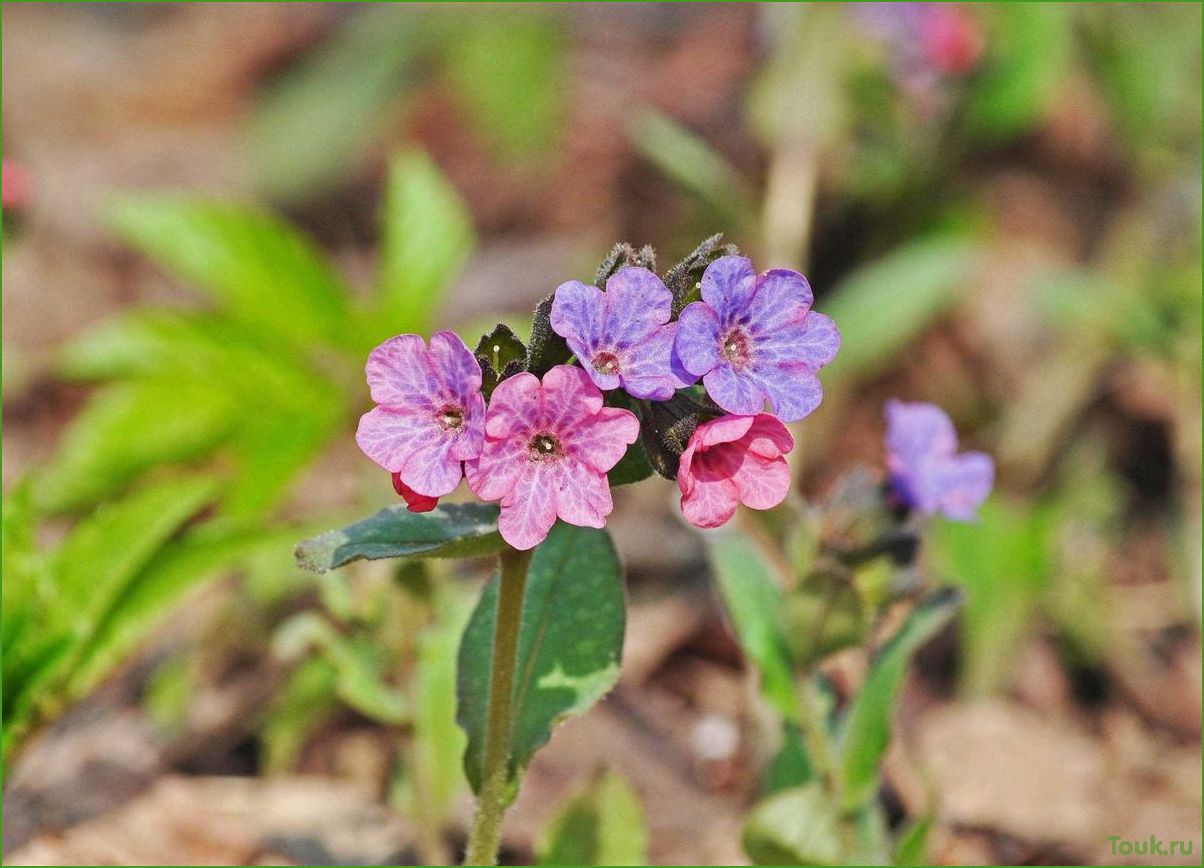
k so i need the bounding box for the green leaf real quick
[537,771,648,866]
[707,532,799,722]
[108,196,354,351]
[765,721,814,794]
[71,522,308,698]
[34,380,235,513]
[375,150,474,340]
[248,5,421,201]
[893,813,933,867]
[261,656,339,773]
[50,475,220,643]
[963,4,1074,141]
[474,323,527,399]
[407,589,473,825]
[274,613,409,725]
[821,237,978,386]
[742,783,843,866]
[839,588,962,809]
[627,110,756,225]
[295,503,504,573]
[444,14,566,164]
[457,523,625,798]
[931,498,1055,694]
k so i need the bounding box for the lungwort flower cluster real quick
[357,243,841,549]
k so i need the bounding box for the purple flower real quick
[884,399,994,521]
[674,256,840,422]
[356,331,486,500]
[466,365,639,550]
[550,266,695,401]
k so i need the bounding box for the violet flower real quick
[674,256,840,422]
[884,399,994,521]
[550,266,695,401]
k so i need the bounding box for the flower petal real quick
[885,399,958,466]
[675,302,723,377]
[541,365,604,431]
[553,459,613,528]
[356,407,440,472]
[932,452,994,521]
[601,267,672,343]
[429,330,483,400]
[393,473,439,512]
[680,475,740,528]
[365,334,439,410]
[794,312,841,370]
[564,406,640,473]
[550,280,606,351]
[497,466,558,550]
[703,364,766,415]
[485,372,543,439]
[745,363,824,423]
[732,453,792,510]
[742,413,795,459]
[618,324,695,401]
[451,390,487,460]
[700,255,758,322]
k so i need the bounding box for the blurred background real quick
[2,3,1200,865]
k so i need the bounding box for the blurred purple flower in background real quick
[550,267,695,401]
[675,256,840,422]
[356,331,486,508]
[858,3,984,91]
[884,399,994,521]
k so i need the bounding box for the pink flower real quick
[356,332,486,506]
[392,473,438,513]
[467,365,639,550]
[677,414,794,529]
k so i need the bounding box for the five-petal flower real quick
[467,365,640,550]
[674,256,840,422]
[550,266,695,401]
[355,331,486,508]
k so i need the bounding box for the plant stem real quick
[463,545,533,866]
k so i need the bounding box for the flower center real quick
[592,351,621,375]
[529,432,563,462]
[721,328,751,368]
[436,404,464,432]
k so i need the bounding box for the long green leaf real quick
[821,237,977,385]
[295,503,504,573]
[839,588,962,809]
[248,5,420,202]
[537,771,648,866]
[71,522,307,698]
[707,532,799,722]
[457,523,625,799]
[34,380,235,513]
[375,150,474,340]
[108,196,354,351]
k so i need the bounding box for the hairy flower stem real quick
[464,545,533,866]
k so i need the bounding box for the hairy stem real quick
[463,545,533,866]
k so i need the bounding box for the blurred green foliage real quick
[250,6,566,202]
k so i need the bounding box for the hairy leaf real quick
[839,588,962,808]
[295,503,504,573]
[457,523,625,800]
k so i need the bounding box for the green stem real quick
[463,545,533,866]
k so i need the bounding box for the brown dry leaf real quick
[917,699,1108,848]
[6,776,419,867]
